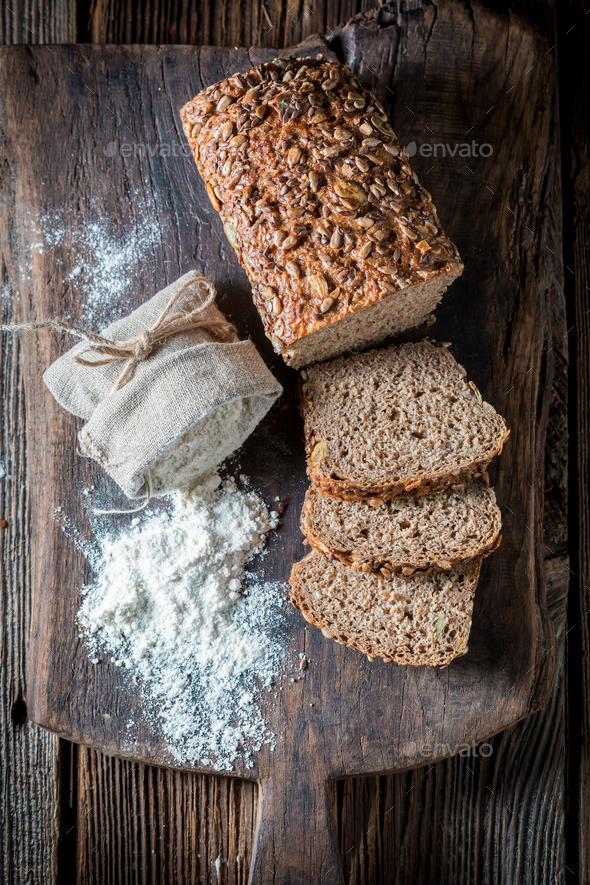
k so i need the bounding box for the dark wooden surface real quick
[0,9,560,876]
[0,0,579,882]
[0,8,559,880]
[558,1,590,882]
[0,7,75,885]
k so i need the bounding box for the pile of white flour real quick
[77,473,291,769]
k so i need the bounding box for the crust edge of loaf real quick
[305,448,510,501]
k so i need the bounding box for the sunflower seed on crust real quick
[180,57,464,365]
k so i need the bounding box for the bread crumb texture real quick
[290,549,480,667]
[300,340,509,500]
[302,479,501,574]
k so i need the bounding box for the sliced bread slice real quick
[300,340,509,502]
[290,549,480,666]
[302,480,501,576]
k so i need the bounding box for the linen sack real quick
[43,271,282,499]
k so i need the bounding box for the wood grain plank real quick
[332,556,568,885]
[0,7,74,884]
[0,306,61,884]
[554,0,590,880]
[76,750,258,885]
[84,0,561,54]
[0,0,76,44]
[86,0,376,49]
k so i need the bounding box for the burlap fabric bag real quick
[43,271,282,500]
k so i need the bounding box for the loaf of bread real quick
[302,480,501,576]
[180,56,463,368]
[290,549,480,666]
[300,340,509,501]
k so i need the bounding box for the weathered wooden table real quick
[0,1,586,883]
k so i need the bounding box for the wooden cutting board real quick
[0,4,559,882]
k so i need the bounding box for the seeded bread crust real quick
[180,56,463,368]
[290,550,480,666]
[308,464,495,502]
[300,340,510,502]
[301,481,502,576]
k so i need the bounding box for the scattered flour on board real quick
[22,205,294,768]
[24,204,161,326]
[73,472,292,770]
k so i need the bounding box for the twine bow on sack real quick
[0,274,236,393]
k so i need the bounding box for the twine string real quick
[0,274,236,515]
[0,274,236,393]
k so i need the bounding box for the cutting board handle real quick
[249,767,344,884]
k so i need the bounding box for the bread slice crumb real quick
[302,480,501,575]
[300,340,509,501]
[290,550,480,667]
